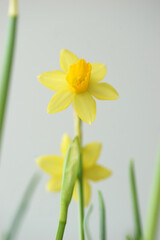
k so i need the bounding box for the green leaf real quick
[98,190,106,240]
[0,1,18,150]
[126,236,133,240]
[4,172,41,240]
[144,147,160,240]
[84,204,93,240]
[129,160,142,239]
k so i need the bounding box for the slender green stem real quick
[4,173,41,240]
[98,191,106,240]
[74,112,84,240]
[129,160,142,239]
[144,148,160,240]
[75,112,82,145]
[0,15,17,150]
[78,155,84,240]
[55,221,66,240]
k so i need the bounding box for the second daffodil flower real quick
[37,134,112,206]
[38,49,119,124]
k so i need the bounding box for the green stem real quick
[78,156,84,240]
[98,191,106,240]
[0,15,17,150]
[144,148,160,240]
[74,112,84,240]
[55,221,66,240]
[129,160,142,239]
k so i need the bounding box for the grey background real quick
[0,0,160,239]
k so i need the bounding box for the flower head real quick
[38,49,119,124]
[37,134,112,206]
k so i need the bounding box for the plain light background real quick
[0,0,160,239]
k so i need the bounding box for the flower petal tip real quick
[46,185,51,192]
[111,90,119,100]
[88,121,92,125]
[36,157,42,168]
[47,107,52,114]
[60,49,66,53]
[115,91,119,99]
[60,49,71,58]
[108,169,112,177]
[85,117,95,125]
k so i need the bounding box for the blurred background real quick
[0,0,160,239]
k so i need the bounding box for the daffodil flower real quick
[38,49,119,124]
[37,134,112,206]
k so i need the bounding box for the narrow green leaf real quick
[129,160,142,239]
[4,172,41,240]
[126,236,132,240]
[0,0,18,150]
[56,137,80,240]
[84,204,93,240]
[98,190,106,240]
[144,148,160,240]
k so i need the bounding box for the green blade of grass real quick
[129,160,142,239]
[4,172,41,240]
[98,190,106,240]
[84,204,93,240]
[126,236,132,240]
[126,237,131,240]
[0,0,18,149]
[144,148,160,240]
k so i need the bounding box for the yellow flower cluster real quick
[37,134,111,206]
[37,49,118,206]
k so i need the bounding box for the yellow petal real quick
[37,156,64,175]
[38,70,68,91]
[82,142,102,169]
[88,82,119,100]
[85,164,112,181]
[72,179,91,207]
[60,134,71,156]
[60,49,79,73]
[73,92,96,124]
[83,178,91,206]
[47,89,74,114]
[47,175,62,192]
[90,63,107,82]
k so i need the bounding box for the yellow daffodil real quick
[38,49,119,124]
[37,134,112,206]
